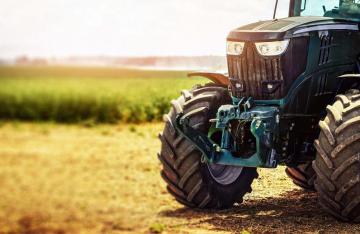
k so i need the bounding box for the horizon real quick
[0,0,290,59]
[5,54,227,59]
[3,54,228,70]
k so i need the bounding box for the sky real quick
[0,0,290,59]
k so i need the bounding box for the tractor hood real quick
[227,16,359,42]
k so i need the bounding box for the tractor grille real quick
[227,44,284,100]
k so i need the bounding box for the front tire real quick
[313,89,360,222]
[285,162,316,190]
[158,84,258,208]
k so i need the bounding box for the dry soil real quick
[0,123,359,234]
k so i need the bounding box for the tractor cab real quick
[289,0,360,21]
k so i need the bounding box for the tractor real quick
[158,0,360,222]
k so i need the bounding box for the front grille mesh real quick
[227,44,284,99]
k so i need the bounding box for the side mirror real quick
[301,0,307,12]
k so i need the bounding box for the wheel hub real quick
[207,163,243,185]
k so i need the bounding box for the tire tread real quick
[314,90,360,222]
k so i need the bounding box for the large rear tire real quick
[313,89,360,222]
[285,162,316,190]
[158,84,258,208]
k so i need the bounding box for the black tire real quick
[158,83,258,209]
[285,162,316,190]
[313,89,360,222]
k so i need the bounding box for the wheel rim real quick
[207,163,243,185]
[206,125,243,185]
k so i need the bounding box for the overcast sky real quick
[0,0,290,58]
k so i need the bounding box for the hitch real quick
[174,98,280,168]
[175,114,219,163]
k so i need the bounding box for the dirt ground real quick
[0,122,359,234]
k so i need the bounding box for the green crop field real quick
[0,65,207,123]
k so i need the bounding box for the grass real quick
[0,65,207,123]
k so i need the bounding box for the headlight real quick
[227,41,245,55]
[255,40,290,56]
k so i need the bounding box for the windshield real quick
[295,0,360,21]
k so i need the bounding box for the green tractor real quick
[158,0,360,222]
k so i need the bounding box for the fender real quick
[336,73,360,95]
[337,74,360,80]
[187,72,230,86]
